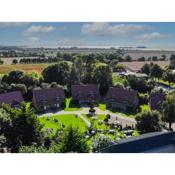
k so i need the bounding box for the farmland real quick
[0,63,50,74]
[122,60,170,72]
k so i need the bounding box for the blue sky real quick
[0,22,175,48]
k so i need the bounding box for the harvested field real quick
[0,63,50,74]
[121,60,170,72]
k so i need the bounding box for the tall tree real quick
[140,63,151,75]
[58,126,90,153]
[150,64,162,80]
[136,110,164,133]
[0,103,43,152]
[162,94,175,130]
[92,63,112,96]
[162,70,175,86]
[42,61,71,85]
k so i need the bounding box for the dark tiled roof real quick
[106,87,138,105]
[33,87,65,103]
[0,91,24,105]
[149,93,166,110]
[71,84,100,100]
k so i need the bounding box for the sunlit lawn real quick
[98,104,106,111]
[39,114,87,135]
[83,114,108,130]
[140,104,150,112]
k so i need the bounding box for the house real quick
[32,87,65,112]
[71,84,100,105]
[105,87,139,111]
[149,92,166,110]
[0,91,24,107]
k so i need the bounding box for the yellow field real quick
[0,64,50,74]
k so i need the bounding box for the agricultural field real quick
[0,63,50,74]
[122,60,170,72]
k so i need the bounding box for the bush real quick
[138,93,149,105]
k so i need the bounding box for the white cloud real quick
[135,32,164,41]
[23,25,55,36]
[0,22,30,27]
[81,22,150,36]
[28,37,40,42]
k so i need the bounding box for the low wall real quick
[101,132,175,153]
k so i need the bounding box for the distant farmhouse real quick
[105,87,139,111]
[0,91,24,107]
[71,84,100,105]
[149,92,166,110]
[32,87,65,112]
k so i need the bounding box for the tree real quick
[42,61,71,85]
[0,103,43,152]
[170,54,175,61]
[19,145,57,153]
[140,63,151,75]
[73,56,83,82]
[162,94,175,130]
[113,64,126,72]
[125,55,132,61]
[68,65,79,89]
[58,126,90,153]
[128,75,154,93]
[0,59,4,64]
[152,56,158,61]
[138,57,145,61]
[162,70,175,85]
[92,63,112,96]
[136,110,164,133]
[150,64,162,80]
[92,135,113,152]
[12,59,18,64]
[2,70,24,84]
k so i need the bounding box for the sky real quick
[0,22,175,48]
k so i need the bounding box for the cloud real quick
[135,32,164,41]
[81,22,150,36]
[0,22,30,27]
[28,37,40,42]
[23,25,55,36]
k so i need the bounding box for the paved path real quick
[38,107,136,127]
[77,114,91,127]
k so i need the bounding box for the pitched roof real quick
[0,91,24,105]
[149,93,166,110]
[71,84,100,99]
[33,87,65,103]
[106,87,138,105]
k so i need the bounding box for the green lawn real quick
[83,114,109,130]
[64,98,82,111]
[39,114,87,135]
[159,79,175,88]
[140,104,150,112]
[98,104,106,111]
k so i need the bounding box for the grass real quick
[140,104,150,112]
[39,114,87,135]
[98,104,106,111]
[159,79,175,88]
[0,63,50,74]
[83,114,108,130]
[64,98,82,111]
